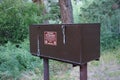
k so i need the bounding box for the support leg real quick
[43,58,49,80]
[80,63,87,80]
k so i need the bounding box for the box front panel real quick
[64,25,81,63]
[81,24,100,63]
[39,25,64,59]
[39,24,81,64]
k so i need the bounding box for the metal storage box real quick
[29,24,100,65]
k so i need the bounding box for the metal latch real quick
[37,35,40,56]
[61,25,66,45]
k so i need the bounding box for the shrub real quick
[0,0,43,44]
[0,41,43,79]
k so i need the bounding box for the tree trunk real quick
[59,0,74,23]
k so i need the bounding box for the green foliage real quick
[73,0,120,50]
[1,41,120,79]
[0,0,43,44]
[0,41,43,79]
[115,47,120,63]
[47,0,61,23]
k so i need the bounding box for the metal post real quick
[80,63,87,80]
[43,58,49,80]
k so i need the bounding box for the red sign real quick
[44,31,57,46]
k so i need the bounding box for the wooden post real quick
[43,58,49,80]
[80,63,87,80]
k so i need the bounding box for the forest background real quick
[0,0,120,80]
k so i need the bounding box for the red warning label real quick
[44,31,57,46]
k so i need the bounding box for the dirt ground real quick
[19,51,120,80]
[70,53,120,80]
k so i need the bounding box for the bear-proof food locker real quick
[29,24,100,65]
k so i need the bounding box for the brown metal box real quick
[29,24,100,65]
